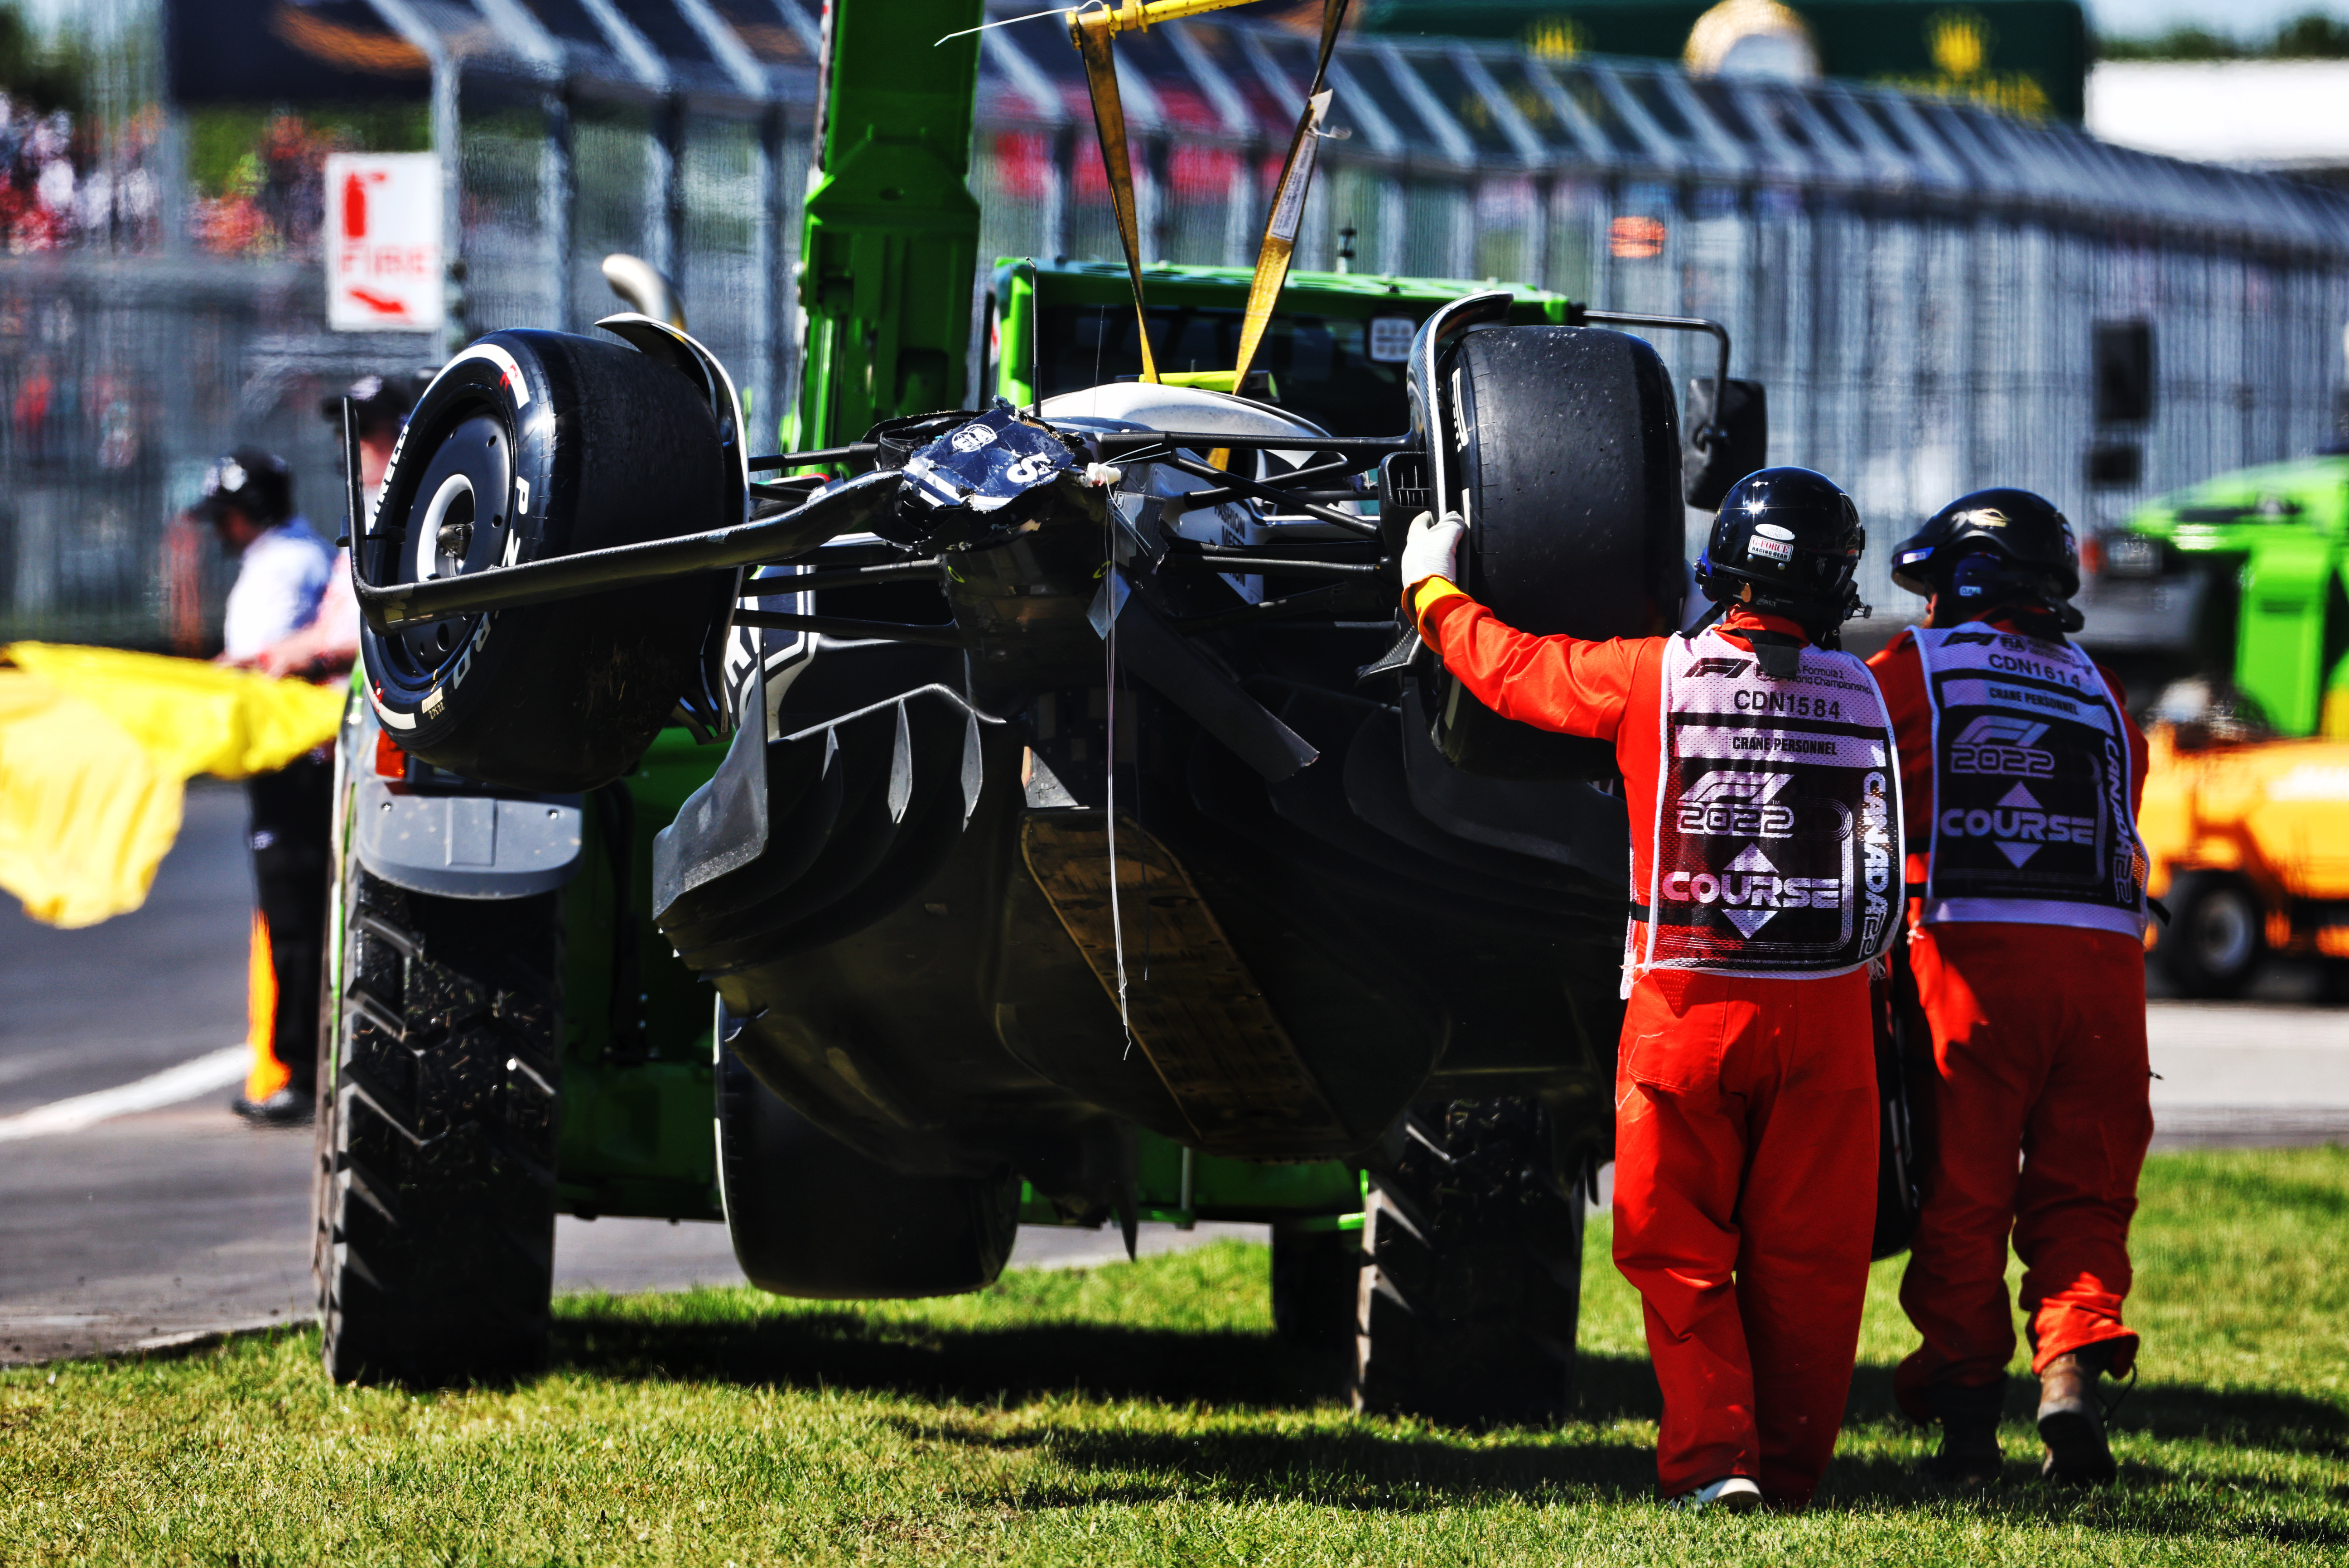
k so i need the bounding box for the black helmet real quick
[320,371,425,439]
[1694,467,1866,632]
[188,446,292,527]
[1892,487,2079,599]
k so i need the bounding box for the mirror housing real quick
[1682,377,1768,511]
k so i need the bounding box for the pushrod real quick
[1157,452,1378,536]
[747,443,882,472]
[1090,430,1415,461]
[733,610,964,647]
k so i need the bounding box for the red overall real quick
[1868,619,2152,1417]
[1419,586,1879,1507]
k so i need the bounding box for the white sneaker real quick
[1669,1476,1763,1513]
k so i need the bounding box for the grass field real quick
[5,1146,2345,1564]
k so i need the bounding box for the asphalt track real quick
[4,780,2345,1365]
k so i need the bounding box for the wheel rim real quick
[2192,887,2257,977]
[376,407,515,685]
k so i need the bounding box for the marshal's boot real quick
[2036,1343,2119,1485]
[1918,1378,2005,1488]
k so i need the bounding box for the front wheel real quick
[1428,324,1684,781]
[2158,872,2263,999]
[358,329,737,791]
[314,866,564,1384]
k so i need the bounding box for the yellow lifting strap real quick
[1065,0,1351,454]
[1214,0,1350,470]
[1231,0,1350,397]
[1071,7,1160,383]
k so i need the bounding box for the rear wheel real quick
[1430,325,1684,781]
[2159,872,2262,999]
[1352,1095,1584,1428]
[314,867,562,1385]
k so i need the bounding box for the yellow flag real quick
[0,644,347,927]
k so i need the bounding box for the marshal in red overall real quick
[1870,488,2151,1487]
[1399,467,1900,1512]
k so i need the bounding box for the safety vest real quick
[1914,625,2147,935]
[1637,627,1901,979]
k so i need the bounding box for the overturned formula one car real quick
[318,285,1780,1425]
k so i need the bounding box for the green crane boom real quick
[789,0,988,454]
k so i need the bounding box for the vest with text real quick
[1640,627,1902,979]
[1914,625,2147,935]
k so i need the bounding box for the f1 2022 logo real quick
[1949,714,2055,777]
[1677,771,1794,837]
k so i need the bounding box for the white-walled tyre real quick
[359,329,735,791]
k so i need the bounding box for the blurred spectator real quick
[0,92,160,253]
[188,448,333,1125]
[251,370,422,678]
[191,111,348,257]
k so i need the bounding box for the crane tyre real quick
[314,866,562,1385]
[1271,1225,1362,1350]
[1352,1095,1584,1428]
[2157,871,2262,999]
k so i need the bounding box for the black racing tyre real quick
[715,1003,1019,1299]
[359,329,735,791]
[314,866,562,1385]
[1430,325,1683,780]
[1353,1095,1584,1428]
[2158,871,2263,999]
[1271,1225,1362,1350]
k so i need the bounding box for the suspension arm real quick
[354,469,901,630]
[732,610,964,646]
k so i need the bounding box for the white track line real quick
[0,1046,250,1143]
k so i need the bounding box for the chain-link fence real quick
[5,0,2346,647]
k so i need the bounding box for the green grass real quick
[5,1148,2347,1564]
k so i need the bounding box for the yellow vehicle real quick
[2139,714,2349,996]
[2101,452,2349,998]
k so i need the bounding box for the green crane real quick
[2114,454,2349,737]
[789,0,987,453]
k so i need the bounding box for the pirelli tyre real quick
[1431,325,1684,781]
[359,329,734,791]
[313,864,562,1385]
[715,1003,1020,1298]
[1353,1095,1585,1428]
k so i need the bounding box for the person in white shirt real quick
[189,447,335,1124]
[246,372,423,678]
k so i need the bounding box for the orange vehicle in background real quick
[2138,706,2349,996]
[2088,452,2349,999]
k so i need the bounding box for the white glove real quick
[1399,510,1467,594]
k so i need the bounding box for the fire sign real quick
[325,153,444,333]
